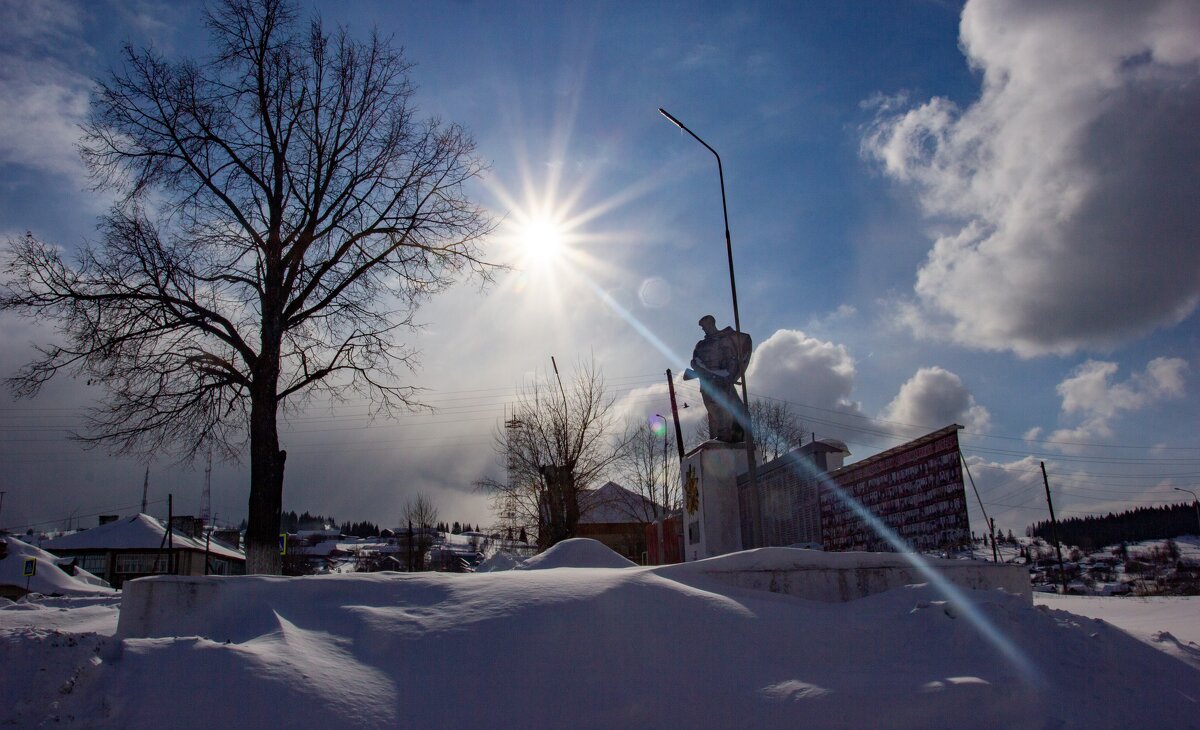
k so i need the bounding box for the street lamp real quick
[655,414,670,514]
[659,107,761,546]
[1174,488,1200,535]
[662,108,744,398]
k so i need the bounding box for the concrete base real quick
[682,441,748,562]
[673,547,1032,604]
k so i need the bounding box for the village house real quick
[42,514,245,589]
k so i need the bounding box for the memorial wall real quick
[819,425,970,552]
[739,425,971,554]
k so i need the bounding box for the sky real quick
[1,0,1197,540]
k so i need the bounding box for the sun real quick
[521,217,566,267]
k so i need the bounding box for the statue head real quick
[698,314,717,335]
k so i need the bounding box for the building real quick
[42,514,245,589]
[576,481,667,564]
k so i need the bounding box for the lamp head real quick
[658,107,684,129]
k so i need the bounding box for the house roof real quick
[578,481,664,524]
[43,514,245,561]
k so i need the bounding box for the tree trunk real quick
[245,305,284,574]
[246,384,285,574]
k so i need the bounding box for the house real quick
[576,481,667,564]
[42,514,245,589]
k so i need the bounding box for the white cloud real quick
[881,366,991,433]
[1048,356,1187,444]
[744,329,866,444]
[806,304,857,332]
[863,0,1200,356]
[0,0,94,179]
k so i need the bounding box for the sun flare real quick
[521,218,565,267]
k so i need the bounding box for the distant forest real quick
[265,511,482,538]
[268,511,378,537]
[1028,502,1200,551]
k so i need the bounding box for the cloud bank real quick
[863,0,1200,356]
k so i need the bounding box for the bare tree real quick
[0,0,494,574]
[401,493,439,571]
[478,360,627,550]
[614,419,679,521]
[691,397,808,462]
[752,399,808,461]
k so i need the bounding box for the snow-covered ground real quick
[1,540,1197,728]
[1035,593,1200,670]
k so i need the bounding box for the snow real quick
[0,537,116,597]
[43,514,244,561]
[475,550,524,572]
[515,537,636,569]
[1,543,1197,727]
[1035,594,1200,669]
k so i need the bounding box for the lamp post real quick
[1175,488,1200,535]
[655,414,670,516]
[659,107,761,547]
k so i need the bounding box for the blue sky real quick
[1,0,1198,539]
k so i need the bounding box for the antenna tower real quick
[503,404,523,529]
[200,450,213,525]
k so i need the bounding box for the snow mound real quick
[0,537,115,597]
[515,538,635,570]
[475,551,524,572]
[87,565,1200,728]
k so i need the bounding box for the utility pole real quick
[141,466,150,514]
[1041,462,1068,594]
[550,356,569,410]
[0,490,6,526]
[168,493,175,575]
[960,454,997,563]
[201,450,212,526]
[666,370,686,462]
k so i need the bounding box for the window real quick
[77,554,108,574]
[114,553,169,574]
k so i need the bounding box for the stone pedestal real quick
[682,440,748,562]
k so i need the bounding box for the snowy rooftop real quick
[578,481,664,524]
[43,514,244,561]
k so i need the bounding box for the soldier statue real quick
[684,315,752,443]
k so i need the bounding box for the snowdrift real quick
[516,537,636,570]
[0,537,115,597]
[57,559,1198,728]
[475,550,524,572]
